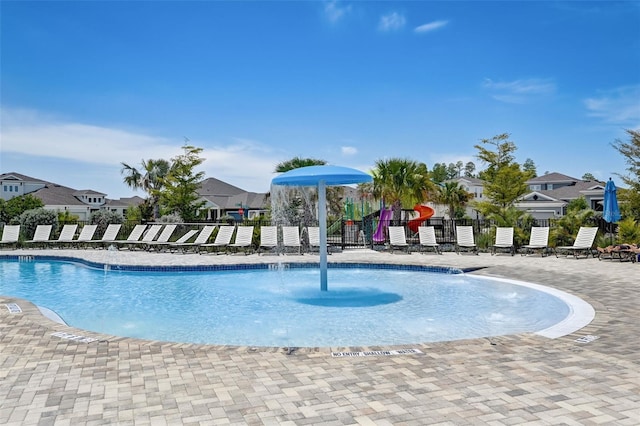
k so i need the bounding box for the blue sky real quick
[2,1,639,199]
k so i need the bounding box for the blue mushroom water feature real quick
[271,165,373,291]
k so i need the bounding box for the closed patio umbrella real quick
[603,178,621,244]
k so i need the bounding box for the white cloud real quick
[200,138,280,192]
[378,12,406,32]
[341,146,358,156]
[324,1,351,23]
[584,85,640,125]
[0,106,282,194]
[1,106,179,165]
[414,20,449,34]
[482,78,556,104]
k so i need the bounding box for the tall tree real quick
[159,145,206,221]
[474,133,532,219]
[612,129,640,221]
[430,163,449,183]
[581,172,596,181]
[371,158,433,224]
[455,161,464,177]
[121,158,171,220]
[523,158,537,178]
[464,161,476,178]
[446,163,459,179]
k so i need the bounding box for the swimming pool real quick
[1,258,581,347]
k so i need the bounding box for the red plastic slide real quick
[407,204,435,233]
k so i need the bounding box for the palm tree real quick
[372,158,433,224]
[121,158,171,220]
[431,181,474,219]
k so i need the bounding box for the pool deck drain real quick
[1,248,639,425]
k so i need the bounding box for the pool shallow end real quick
[471,275,595,339]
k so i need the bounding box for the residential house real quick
[197,177,268,221]
[1,172,144,221]
[516,172,605,220]
[440,173,605,220]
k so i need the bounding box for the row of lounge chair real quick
[1,223,631,260]
[0,223,318,255]
[385,225,606,259]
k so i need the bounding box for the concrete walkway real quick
[1,249,638,425]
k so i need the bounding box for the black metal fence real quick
[4,215,611,251]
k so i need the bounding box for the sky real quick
[1,1,639,199]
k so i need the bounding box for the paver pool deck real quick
[1,248,638,425]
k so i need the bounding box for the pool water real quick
[1,260,571,347]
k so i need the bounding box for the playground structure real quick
[372,204,435,243]
[408,204,435,233]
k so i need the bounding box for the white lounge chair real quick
[150,228,197,252]
[491,227,515,256]
[118,224,162,250]
[24,224,53,248]
[418,226,440,254]
[144,224,177,251]
[282,226,302,255]
[93,223,123,248]
[388,226,410,253]
[306,226,321,253]
[73,224,98,248]
[259,226,278,255]
[169,225,216,253]
[46,224,79,248]
[199,225,233,254]
[555,227,598,259]
[521,227,550,256]
[228,226,254,254]
[0,225,21,249]
[455,225,478,255]
[110,224,146,249]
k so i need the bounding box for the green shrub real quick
[57,210,79,224]
[476,229,492,250]
[17,208,58,239]
[550,197,595,247]
[0,194,44,224]
[90,210,124,236]
[617,217,640,244]
[158,213,183,223]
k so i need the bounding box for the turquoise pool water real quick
[1,259,571,347]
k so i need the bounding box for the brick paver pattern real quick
[1,249,638,425]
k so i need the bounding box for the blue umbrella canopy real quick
[272,165,372,186]
[603,178,621,223]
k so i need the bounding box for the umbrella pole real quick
[318,180,328,292]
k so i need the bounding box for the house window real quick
[530,184,541,191]
[3,185,6,192]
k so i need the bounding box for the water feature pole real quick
[318,180,328,291]
[271,165,372,292]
